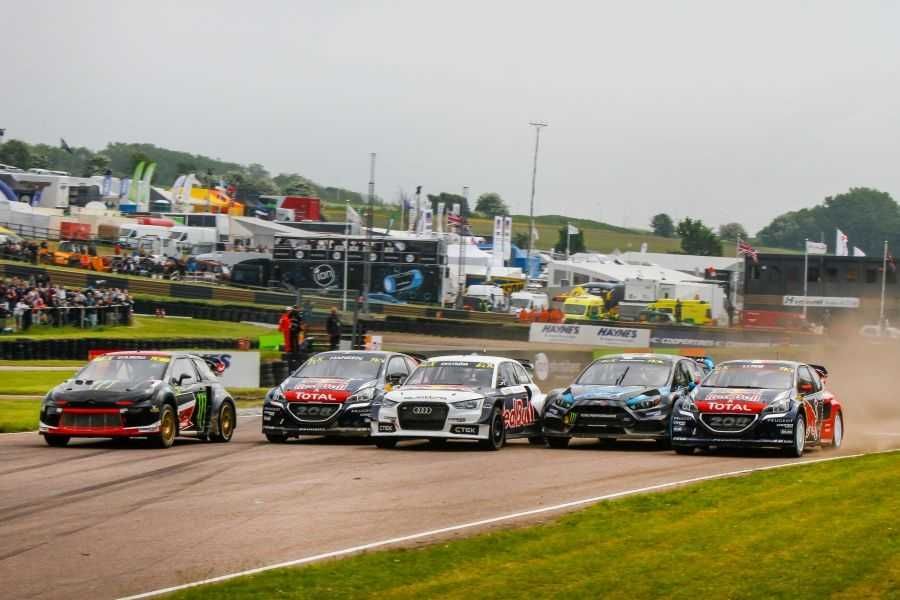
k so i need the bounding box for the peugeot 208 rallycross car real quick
[542,353,708,449]
[39,351,236,448]
[262,351,420,442]
[672,360,844,456]
[371,355,546,450]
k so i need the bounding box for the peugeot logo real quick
[412,406,432,415]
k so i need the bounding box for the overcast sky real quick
[4,1,900,233]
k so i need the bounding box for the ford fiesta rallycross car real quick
[39,351,237,448]
[672,360,844,457]
[262,350,420,442]
[371,355,546,450]
[542,354,708,449]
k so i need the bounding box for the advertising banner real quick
[528,322,650,347]
[783,296,860,308]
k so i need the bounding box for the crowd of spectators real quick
[0,237,41,264]
[0,274,133,332]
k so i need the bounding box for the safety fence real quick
[1,304,132,333]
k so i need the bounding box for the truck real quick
[118,223,172,249]
[509,291,550,314]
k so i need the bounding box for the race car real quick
[671,360,844,456]
[371,355,545,450]
[261,350,420,442]
[542,354,707,448]
[39,351,236,448]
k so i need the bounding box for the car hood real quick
[693,387,787,414]
[52,378,160,403]
[567,384,667,403]
[386,385,485,404]
[281,377,372,403]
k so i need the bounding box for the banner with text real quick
[529,322,650,347]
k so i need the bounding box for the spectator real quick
[326,308,342,351]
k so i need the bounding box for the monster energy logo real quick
[195,390,209,430]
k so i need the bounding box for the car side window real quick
[405,357,419,373]
[191,358,216,381]
[513,363,531,385]
[798,366,814,391]
[672,362,690,388]
[498,363,516,388]
[808,367,822,391]
[171,358,198,386]
[387,357,409,378]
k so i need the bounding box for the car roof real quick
[426,355,511,366]
[103,351,177,358]
[315,350,392,359]
[718,359,800,368]
[594,353,680,363]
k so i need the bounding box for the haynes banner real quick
[529,322,650,347]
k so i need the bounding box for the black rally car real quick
[39,351,237,448]
[262,350,420,442]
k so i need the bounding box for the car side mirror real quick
[798,382,814,394]
[497,378,509,389]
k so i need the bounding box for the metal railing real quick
[1,303,133,333]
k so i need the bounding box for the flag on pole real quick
[738,239,759,263]
[347,205,362,227]
[531,224,540,242]
[567,223,580,235]
[835,229,849,256]
[889,248,897,272]
[852,246,866,257]
[805,240,827,255]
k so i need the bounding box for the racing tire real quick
[265,433,288,443]
[374,438,398,449]
[784,413,806,458]
[478,406,506,451]
[546,436,570,449]
[528,436,546,446]
[211,401,235,443]
[673,446,694,455]
[44,435,70,447]
[830,412,843,449]
[154,404,177,449]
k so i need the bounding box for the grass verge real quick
[0,398,40,432]
[0,370,76,395]
[1,315,275,341]
[167,452,900,600]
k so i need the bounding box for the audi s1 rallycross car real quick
[371,355,546,450]
[671,360,844,456]
[542,354,708,449]
[39,351,237,448]
[261,350,420,442]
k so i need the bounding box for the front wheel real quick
[44,435,70,447]
[546,436,570,449]
[831,412,843,449]
[478,406,506,451]
[211,401,235,442]
[154,404,177,449]
[784,414,806,458]
[374,438,398,449]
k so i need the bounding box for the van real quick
[118,224,171,248]
[509,291,549,314]
[465,284,508,312]
[563,295,605,323]
[646,298,712,325]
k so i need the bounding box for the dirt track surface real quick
[0,413,897,600]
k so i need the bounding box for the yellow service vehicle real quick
[562,294,606,323]
[646,298,712,325]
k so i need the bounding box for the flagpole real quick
[880,240,888,328]
[566,223,570,259]
[803,238,809,321]
[343,199,350,312]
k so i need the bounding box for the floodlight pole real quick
[527,122,548,271]
[362,153,375,314]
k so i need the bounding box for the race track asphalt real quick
[2,413,898,600]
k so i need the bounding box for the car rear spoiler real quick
[516,359,535,372]
[196,354,228,375]
[687,356,715,369]
[405,352,429,363]
[810,364,828,379]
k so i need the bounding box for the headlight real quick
[764,394,792,414]
[630,395,661,410]
[347,385,376,404]
[382,398,399,408]
[265,388,285,407]
[451,398,483,410]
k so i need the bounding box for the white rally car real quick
[370,355,546,450]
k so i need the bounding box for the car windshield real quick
[703,364,793,389]
[577,359,671,387]
[405,361,494,388]
[76,355,169,383]
[293,354,384,380]
[510,298,531,308]
[564,303,586,315]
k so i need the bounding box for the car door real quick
[497,362,534,435]
[798,365,822,442]
[191,357,217,433]
[169,357,202,431]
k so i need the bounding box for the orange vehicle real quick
[44,241,85,267]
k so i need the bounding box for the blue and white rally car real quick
[370,355,546,450]
[542,354,708,448]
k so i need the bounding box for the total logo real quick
[293,391,339,402]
